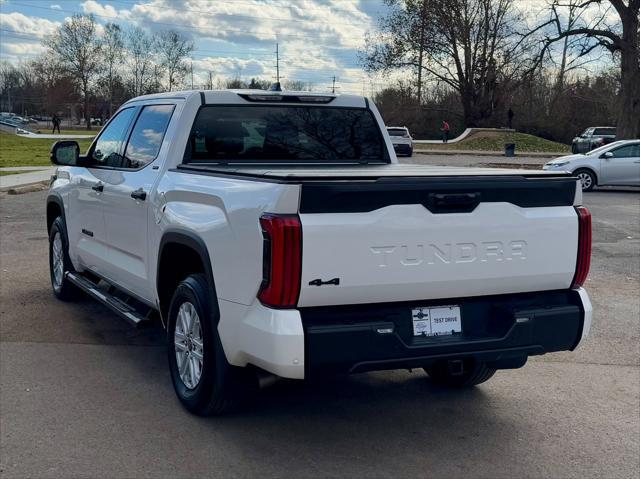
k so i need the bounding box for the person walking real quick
[441,120,450,143]
[507,108,514,129]
[52,114,61,134]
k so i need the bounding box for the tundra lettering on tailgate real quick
[370,241,528,267]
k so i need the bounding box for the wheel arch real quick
[157,230,219,325]
[46,193,66,233]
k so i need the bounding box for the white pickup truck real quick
[47,90,593,415]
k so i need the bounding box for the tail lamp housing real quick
[571,206,592,288]
[258,214,302,308]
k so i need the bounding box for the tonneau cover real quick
[176,163,570,181]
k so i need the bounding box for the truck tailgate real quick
[297,176,579,307]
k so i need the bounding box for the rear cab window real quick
[594,127,616,136]
[185,105,389,164]
[387,128,409,137]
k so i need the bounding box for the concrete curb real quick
[2,180,49,195]
[413,149,562,158]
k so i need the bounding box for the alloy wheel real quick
[174,301,204,389]
[577,172,593,190]
[52,232,64,289]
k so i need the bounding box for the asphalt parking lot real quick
[1,188,638,478]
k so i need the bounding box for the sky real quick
[0,0,394,94]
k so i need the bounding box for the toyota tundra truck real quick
[46,90,593,415]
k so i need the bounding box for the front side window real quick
[187,106,388,163]
[594,127,615,136]
[611,145,638,158]
[91,108,136,166]
[123,105,175,169]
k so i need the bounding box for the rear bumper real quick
[392,143,413,155]
[301,288,592,377]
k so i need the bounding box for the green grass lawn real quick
[0,131,94,168]
[0,169,47,176]
[416,132,570,153]
[31,128,99,136]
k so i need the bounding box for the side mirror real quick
[50,140,79,166]
[601,151,614,159]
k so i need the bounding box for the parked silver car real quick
[543,140,640,191]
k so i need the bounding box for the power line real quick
[0,29,366,68]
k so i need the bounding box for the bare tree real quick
[157,31,194,91]
[362,0,531,127]
[361,0,430,103]
[126,26,156,96]
[46,14,102,129]
[101,23,124,117]
[530,0,639,138]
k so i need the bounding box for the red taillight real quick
[571,206,592,288]
[258,214,302,308]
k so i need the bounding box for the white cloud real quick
[50,4,62,10]
[1,41,47,56]
[81,0,131,20]
[0,11,60,39]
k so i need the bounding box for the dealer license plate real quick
[412,305,462,337]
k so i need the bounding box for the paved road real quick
[1,190,638,478]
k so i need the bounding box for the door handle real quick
[425,192,481,214]
[91,182,104,192]
[131,188,147,201]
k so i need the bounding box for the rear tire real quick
[424,359,496,388]
[48,217,78,301]
[575,168,596,192]
[167,273,255,416]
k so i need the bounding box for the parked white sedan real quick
[544,140,640,191]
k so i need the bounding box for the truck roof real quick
[125,89,367,107]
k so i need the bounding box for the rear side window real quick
[186,106,388,163]
[122,105,175,169]
[594,127,615,136]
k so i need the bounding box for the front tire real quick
[575,168,596,192]
[167,274,254,416]
[48,217,78,300]
[425,359,496,388]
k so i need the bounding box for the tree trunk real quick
[461,87,476,127]
[616,7,640,139]
[83,80,90,130]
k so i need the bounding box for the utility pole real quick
[331,75,336,93]
[416,0,427,105]
[208,71,213,90]
[275,42,280,83]
[190,61,194,90]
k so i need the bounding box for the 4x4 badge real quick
[308,278,340,287]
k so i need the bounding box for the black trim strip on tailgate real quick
[300,176,576,213]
